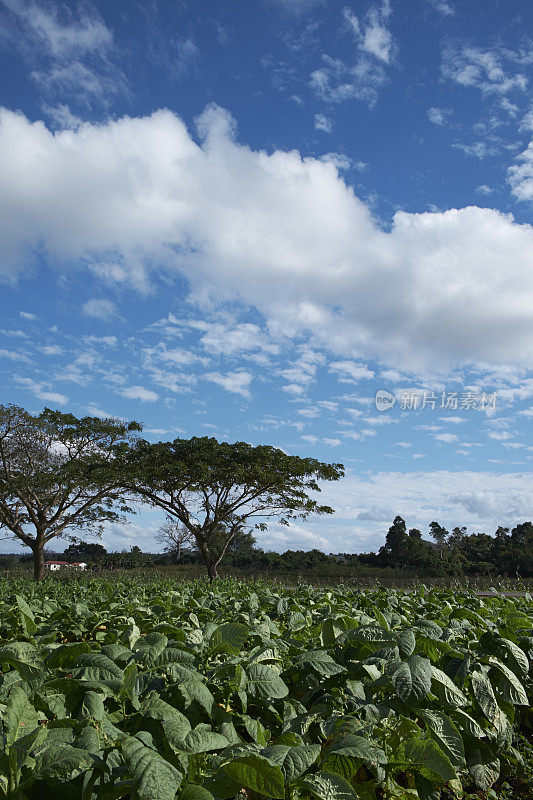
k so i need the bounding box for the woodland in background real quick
[1,516,531,579]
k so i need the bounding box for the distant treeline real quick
[1,516,531,577]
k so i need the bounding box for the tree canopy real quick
[119,436,344,579]
[0,405,140,579]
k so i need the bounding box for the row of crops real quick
[0,578,531,799]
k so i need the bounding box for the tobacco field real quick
[0,579,531,800]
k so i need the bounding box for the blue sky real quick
[0,0,532,554]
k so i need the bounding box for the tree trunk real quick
[197,535,218,581]
[33,545,45,581]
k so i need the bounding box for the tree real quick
[156,517,196,563]
[63,542,107,564]
[381,516,408,565]
[429,521,449,559]
[120,436,344,580]
[0,405,140,580]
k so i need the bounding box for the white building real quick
[44,561,87,571]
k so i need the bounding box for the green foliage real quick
[0,577,531,800]
[0,404,140,580]
[119,435,344,579]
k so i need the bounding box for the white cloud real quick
[40,344,62,355]
[508,140,533,201]
[343,2,394,64]
[204,370,252,398]
[1,0,123,105]
[83,335,118,347]
[453,141,499,159]
[258,520,331,553]
[442,46,528,96]
[269,0,324,13]
[86,402,116,419]
[310,2,394,106]
[475,184,493,195]
[15,376,68,405]
[301,434,341,446]
[1,106,533,374]
[282,383,306,396]
[2,0,112,58]
[19,310,37,320]
[0,347,31,363]
[314,113,332,133]
[428,0,454,15]
[120,385,159,402]
[319,469,533,549]
[82,299,117,320]
[434,432,459,443]
[330,360,375,382]
[427,106,451,126]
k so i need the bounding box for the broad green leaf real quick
[299,770,361,800]
[46,641,91,668]
[179,785,215,800]
[489,661,529,705]
[323,735,386,781]
[431,667,467,707]
[391,656,432,702]
[452,709,485,739]
[209,623,249,655]
[4,687,39,745]
[76,652,124,684]
[121,734,183,800]
[142,692,191,732]
[261,744,321,782]
[134,633,169,666]
[471,671,499,725]
[466,741,500,790]
[403,738,457,782]
[418,710,465,768]
[16,595,37,636]
[24,742,93,786]
[294,650,345,677]
[320,618,344,647]
[223,753,285,799]
[396,629,416,658]
[180,728,229,754]
[247,664,288,699]
[176,680,215,714]
[414,773,440,800]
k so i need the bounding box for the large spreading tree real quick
[0,405,140,579]
[119,436,344,580]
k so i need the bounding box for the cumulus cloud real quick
[204,370,253,398]
[1,106,533,374]
[319,469,533,550]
